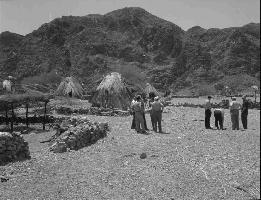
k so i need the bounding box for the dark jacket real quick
[241,100,249,115]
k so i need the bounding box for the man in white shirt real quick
[230,97,241,130]
[130,97,137,129]
[205,96,212,129]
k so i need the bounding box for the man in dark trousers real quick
[204,96,212,129]
[131,95,146,133]
[141,96,149,130]
[241,95,249,129]
[151,96,164,133]
[230,97,241,130]
[148,96,155,131]
[130,96,137,129]
[214,107,225,130]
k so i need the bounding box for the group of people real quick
[130,93,250,134]
[205,95,249,130]
[130,94,164,134]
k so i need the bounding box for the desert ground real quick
[0,98,260,200]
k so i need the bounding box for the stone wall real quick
[50,117,109,153]
[0,132,30,165]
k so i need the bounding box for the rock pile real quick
[0,132,30,165]
[49,117,109,153]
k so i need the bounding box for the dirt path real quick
[0,107,260,200]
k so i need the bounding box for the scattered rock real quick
[0,176,9,182]
[140,153,147,159]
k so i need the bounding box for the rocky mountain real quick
[0,7,260,95]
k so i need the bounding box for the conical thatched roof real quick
[56,77,84,98]
[91,72,131,110]
[144,83,160,97]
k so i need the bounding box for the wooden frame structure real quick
[0,93,51,132]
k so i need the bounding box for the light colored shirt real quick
[131,99,136,106]
[205,100,212,110]
[132,101,143,112]
[230,101,241,111]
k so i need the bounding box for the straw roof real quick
[91,72,131,110]
[0,92,52,111]
[56,77,84,98]
[144,83,160,97]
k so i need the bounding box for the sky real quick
[0,0,260,35]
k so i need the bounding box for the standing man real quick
[214,107,225,130]
[241,95,249,129]
[205,96,212,129]
[141,96,149,130]
[130,96,137,129]
[230,97,241,130]
[131,95,146,133]
[151,96,164,133]
[148,96,155,131]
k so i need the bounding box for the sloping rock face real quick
[0,7,259,94]
[0,132,30,165]
[49,117,109,153]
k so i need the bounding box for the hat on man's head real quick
[154,96,159,101]
[208,96,212,99]
[232,97,237,100]
[242,95,247,99]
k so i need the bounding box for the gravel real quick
[0,106,259,200]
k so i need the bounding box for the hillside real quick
[0,7,260,95]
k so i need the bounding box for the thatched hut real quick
[56,77,84,98]
[91,72,131,110]
[144,83,160,98]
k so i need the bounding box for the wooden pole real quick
[26,103,29,127]
[5,106,8,125]
[43,101,47,130]
[11,103,14,132]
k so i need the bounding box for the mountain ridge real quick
[0,7,260,95]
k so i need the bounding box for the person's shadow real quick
[158,131,171,134]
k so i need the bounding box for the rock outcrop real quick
[0,132,30,165]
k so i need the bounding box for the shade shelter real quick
[0,93,52,132]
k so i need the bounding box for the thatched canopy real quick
[91,72,131,110]
[0,92,52,111]
[56,77,83,98]
[144,83,160,98]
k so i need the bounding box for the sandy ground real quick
[0,106,260,200]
